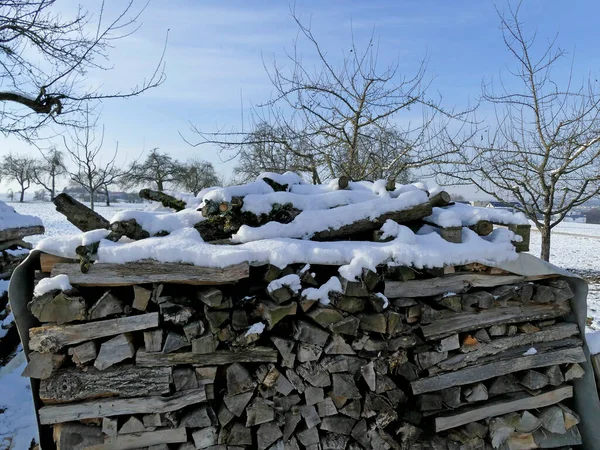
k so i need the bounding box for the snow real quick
[375,292,389,309]
[267,274,302,294]
[33,274,72,297]
[203,180,275,203]
[0,201,43,231]
[37,228,110,259]
[425,207,462,228]
[0,351,38,450]
[445,203,529,226]
[0,312,14,339]
[5,248,29,257]
[301,277,343,305]
[522,347,537,356]
[257,171,304,187]
[0,280,8,297]
[233,190,428,242]
[586,331,600,355]
[245,322,266,337]
[110,209,204,235]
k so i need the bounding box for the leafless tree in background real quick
[176,159,220,195]
[122,148,182,192]
[64,112,122,210]
[443,3,600,261]
[32,148,66,200]
[0,0,166,140]
[0,153,34,202]
[186,9,465,184]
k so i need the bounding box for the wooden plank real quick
[432,323,580,373]
[420,302,570,341]
[0,225,45,241]
[136,347,278,367]
[39,365,172,404]
[29,313,159,353]
[51,261,249,286]
[39,387,206,424]
[435,386,572,432]
[411,347,586,395]
[384,273,557,298]
[39,253,77,273]
[592,354,600,395]
[85,427,188,450]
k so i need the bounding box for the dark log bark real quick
[39,366,172,404]
[0,225,45,241]
[468,221,493,236]
[53,193,109,232]
[139,188,186,211]
[428,191,452,207]
[135,347,278,367]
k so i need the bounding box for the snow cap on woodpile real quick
[36,172,528,281]
[0,200,43,231]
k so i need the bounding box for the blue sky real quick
[4,0,600,193]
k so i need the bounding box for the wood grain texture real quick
[0,225,44,241]
[84,427,188,449]
[384,273,557,298]
[39,253,77,273]
[39,387,206,424]
[28,313,159,353]
[435,386,573,432]
[420,302,571,341]
[411,347,586,394]
[51,261,249,286]
[39,365,172,404]
[136,347,278,367]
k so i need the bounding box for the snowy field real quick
[1,201,600,448]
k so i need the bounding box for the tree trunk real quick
[19,187,25,202]
[105,187,110,207]
[157,179,164,192]
[90,190,95,211]
[51,174,56,201]
[540,226,551,262]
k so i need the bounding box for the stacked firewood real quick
[23,257,585,449]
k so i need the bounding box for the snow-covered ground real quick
[2,201,600,448]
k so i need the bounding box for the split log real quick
[88,291,123,320]
[435,386,573,432]
[139,188,186,211]
[420,302,571,341]
[310,201,433,241]
[94,333,135,370]
[29,312,159,353]
[52,422,104,449]
[143,329,163,352]
[39,387,206,424]
[136,347,278,367]
[28,292,87,325]
[411,346,586,394]
[51,261,249,286]
[385,273,557,298]
[86,427,188,450]
[21,352,66,379]
[53,193,109,232]
[432,323,580,373]
[132,285,152,311]
[68,341,97,365]
[39,366,172,403]
[0,225,45,241]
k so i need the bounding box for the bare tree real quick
[0,0,166,140]
[175,159,220,195]
[122,148,183,192]
[187,10,462,184]
[31,148,66,200]
[1,154,34,202]
[443,3,600,261]
[64,112,121,210]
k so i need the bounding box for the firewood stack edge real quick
[17,173,593,449]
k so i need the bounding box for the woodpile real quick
[23,258,587,449]
[17,174,594,449]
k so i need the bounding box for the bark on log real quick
[0,225,45,241]
[420,302,571,341]
[53,193,109,232]
[468,221,493,236]
[29,313,159,353]
[434,386,573,432]
[39,387,207,424]
[411,347,586,394]
[135,348,278,367]
[39,366,172,403]
[51,261,250,286]
[428,191,452,208]
[139,189,186,211]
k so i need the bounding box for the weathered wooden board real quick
[29,313,159,353]
[51,261,250,286]
[435,386,573,432]
[592,353,600,396]
[136,347,278,367]
[0,225,45,242]
[432,323,580,373]
[420,302,571,341]
[411,347,586,394]
[384,273,557,298]
[39,253,77,273]
[39,387,206,424]
[39,365,172,404]
[85,427,188,450]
